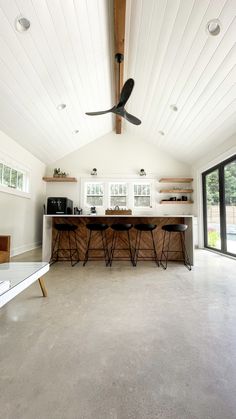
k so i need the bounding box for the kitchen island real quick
[42,214,194,265]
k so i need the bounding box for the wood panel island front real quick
[42,215,194,265]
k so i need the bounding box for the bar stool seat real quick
[55,223,78,232]
[160,224,191,270]
[83,223,109,266]
[109,223,134,266]
[134,224,159,266]
[50,223,80,266]
[162,224,187,233]
[135,223,156,231]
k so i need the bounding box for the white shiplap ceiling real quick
[0,0,235,164]
[125,0,236,162]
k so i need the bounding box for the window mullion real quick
[219,164,226,253]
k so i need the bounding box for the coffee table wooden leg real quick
[38,277,48,297]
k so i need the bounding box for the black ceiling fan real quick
[85,52,141,126]
[85,78,141,125]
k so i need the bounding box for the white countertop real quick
[44,214,194,218]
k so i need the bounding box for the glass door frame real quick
[202,154,236,257]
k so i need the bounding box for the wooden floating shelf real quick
[160,201,193,204]
[160,189,193,193]
[159,178,193,183]
[42,177,77,182]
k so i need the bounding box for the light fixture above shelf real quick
[139,168,146,176]
[90,168,97,176]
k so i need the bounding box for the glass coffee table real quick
[0,262,49,308]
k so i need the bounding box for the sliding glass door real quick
[225,159,236,254]
[203,155,236,257]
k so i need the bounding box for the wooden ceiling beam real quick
[114,0,126,134]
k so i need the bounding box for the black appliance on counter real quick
[47,197,73,215]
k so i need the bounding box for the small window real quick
[85,182,104,206]
[134,183,151,207]
[3,165,11,186]
[17,172,24,190]
[109,183,127,207]
[0,161,27,193]
[0,163,3,182]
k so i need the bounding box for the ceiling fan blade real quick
[86,106,115,116]
[123,110,141,125]
[117,78,134,107]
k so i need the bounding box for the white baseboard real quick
[11,242,42,257]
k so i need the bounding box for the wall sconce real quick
[91,168,97,176]
[139,168,146,176]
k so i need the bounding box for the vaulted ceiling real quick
[0,0,235,164]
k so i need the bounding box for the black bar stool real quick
[50,223,80,266]
[134,223,159,266]
[83,223,109,266]
[160,224,191,270]
[109,223,134,266]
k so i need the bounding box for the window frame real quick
[202,154,236,257]
[132,181,152,209]
[83,181,105,208]
[0,157,30,198]
[108,181,128,208]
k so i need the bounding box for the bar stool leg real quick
[109,231,118,267]
[56,231,62,262]
[50,231,59,265]
[160,230,166,269]
[160,231,171,270]
[101,230,110,266]
[133,229,139,266]
[68,230,79,267]
[104,231,110,266]
[73,230,80,265]
[180,231,192,271]
[151,230,159,266]
[134,230,142,266]
[127,230,135,266]
[83,230,92,266]
[67,230,73,266]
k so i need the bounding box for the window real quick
[134,183,151,207]
[85,182,104,206]
[202,154,236,256]
[0,161,26,192]
[109,183,127,207]
[82,178,154,211]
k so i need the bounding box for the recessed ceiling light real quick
[170,104,178,112]
[206,19,221,36]
[73,130,79,134]
[57,104,66,110]
[15,16,31,32]
[158,130,165,136]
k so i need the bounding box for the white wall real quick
[192,134,236,248]
[46,132,192,215]
[0,130,46,256]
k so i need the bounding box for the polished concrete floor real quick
[0,249,236,419]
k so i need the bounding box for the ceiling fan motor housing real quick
[115,53,124,63]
